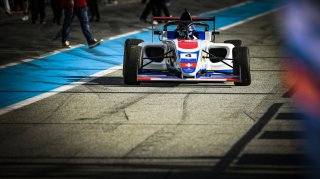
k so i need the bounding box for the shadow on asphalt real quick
[52,76,235,88]
[0,105,309,179]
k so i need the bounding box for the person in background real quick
[155,0,171,18]
[3,0,12,16]
[51,0,62,24]
[21,0,30,21]
[139,0,157,24]
[108,0,118,5]
[87,0,100,22]
[61,0,102,48]
[30,0,46,24]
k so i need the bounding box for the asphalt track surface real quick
[0,0,309,178]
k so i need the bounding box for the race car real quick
[123,9,251,86]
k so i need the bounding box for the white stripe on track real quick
[218,8,282,31]
[0,66,122,116]
[0,44,84,69]
[199,1,252,17]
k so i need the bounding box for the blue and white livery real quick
[123,10,251,86]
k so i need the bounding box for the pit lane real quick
[0,1,307,178]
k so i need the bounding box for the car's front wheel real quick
[123,39,144,77]
[233,46,251,86]
[123,46,143,85]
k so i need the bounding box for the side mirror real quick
[154,30,161,35]
[211,31,220,42]
[212,31,220,35]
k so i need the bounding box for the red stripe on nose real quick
[178,40,198,49]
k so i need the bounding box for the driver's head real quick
[176,24,187,38]
[188,25,195,36]
[176,24,196,38]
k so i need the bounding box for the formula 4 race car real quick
[123,9,251,86]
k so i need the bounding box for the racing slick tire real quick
[123,39,144,73]
[123,46,143,85]
[122,39,144,84]
[224,40,242,47]
[233,47,251,86]
[124,39,144,54]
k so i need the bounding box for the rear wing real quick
[152,16,216,31]
[152,16,218,42]
[153,17,215,22]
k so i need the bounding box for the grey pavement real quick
[0,0,309,179]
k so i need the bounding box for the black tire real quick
[233,47,251,86]
[224,40,242,47]
[123,38,144,77]
[123,46,143,85]
[124,39,144,55]
[124,39,144,59]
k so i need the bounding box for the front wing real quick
[137,74,240,82]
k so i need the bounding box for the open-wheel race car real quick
[123,9,251,86]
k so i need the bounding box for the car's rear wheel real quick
[233,47,251,86]
[224,40,242,47]
[123,46,143,85]
[123,38,144,77]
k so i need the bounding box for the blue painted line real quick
[0,0,280,109]
[203,0,279,29]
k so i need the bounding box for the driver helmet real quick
[176,24,187,38]
[188,25,196,36]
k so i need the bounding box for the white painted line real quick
[218,8,282,31]
[108,29,149,40]
[21,59,34,63]
[199,1,252,17]
[0,44,84,68]
[0,65,122,116]
[0,62,19,68]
